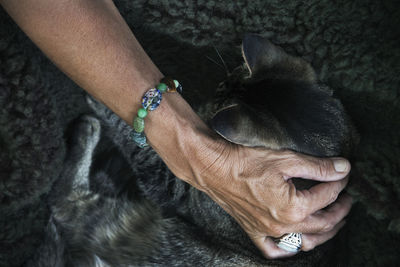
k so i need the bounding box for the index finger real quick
[296,175,349,214]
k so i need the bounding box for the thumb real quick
[283,153,351,182]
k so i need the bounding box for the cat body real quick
[34,35,357,266]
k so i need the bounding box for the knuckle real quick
[329,191,340,204]
[282,205,307,224]
[284,152,302,166]
[285,151,298,160]
[263,254,275,260]
[274,208,288,222]
[279,151,299,167]
[297,210,307,222]
[301,236,316,252]
[322,221,334,232]
[317,159,331,178]
[262,249,276,260]
[285,210,304,224]
[268,223,285,237]
[270,207,281,222]
[302,242,315,252]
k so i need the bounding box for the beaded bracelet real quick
[132,77,182,148]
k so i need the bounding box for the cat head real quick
[210,34,357,157]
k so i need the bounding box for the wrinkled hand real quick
[147,95,352,259]
[193,142,352,259]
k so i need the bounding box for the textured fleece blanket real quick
[1,0,399,266]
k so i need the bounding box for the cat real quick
[33,34,357,266]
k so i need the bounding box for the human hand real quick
[145,93,352,259]
[190,141,352,259]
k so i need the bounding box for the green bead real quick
[173,80,179,88]
[137,108,148,118]
[133,117,145,133]
[156,82,168,93]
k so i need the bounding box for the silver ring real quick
[275,232,302,253]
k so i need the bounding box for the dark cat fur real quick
[210,34,357,157]
[33,35,357,266]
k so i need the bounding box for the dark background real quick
[1,0,399,266]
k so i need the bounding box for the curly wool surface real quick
[0,15,64,267]
[0,8,88,267]
[0,0,399,266]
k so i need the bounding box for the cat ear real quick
[210,104,290,149]
[242,33,316,82]
[242,34,283,75]
[210,105,242,145]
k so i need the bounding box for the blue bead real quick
[142,88,162,111]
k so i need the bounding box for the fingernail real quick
[333,159,349,172]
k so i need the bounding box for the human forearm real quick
[0,0,219,188]
[0,0,162,123]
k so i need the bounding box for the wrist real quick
[144,92,227,189]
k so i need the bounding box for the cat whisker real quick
[206,55,225,70]
[212,44,230,76]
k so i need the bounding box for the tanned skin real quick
[0,0,352,258]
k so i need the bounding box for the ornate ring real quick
[275,232,302,253]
